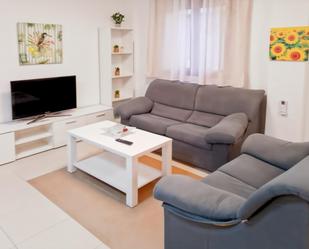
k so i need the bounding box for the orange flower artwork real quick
[269,26,309,61]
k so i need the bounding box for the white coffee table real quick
[67,120,172,207]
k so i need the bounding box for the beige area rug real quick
[29,156,202,249]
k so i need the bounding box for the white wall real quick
[132,0,152,96]
[249,0,309,142]
[0,0,133,122]
[304,63,309,140]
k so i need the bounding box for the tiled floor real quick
[0,142,109,249]
[0,141,207,249]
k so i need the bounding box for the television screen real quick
[11,76,77,120]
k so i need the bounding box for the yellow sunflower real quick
[271,43,286,57]
[270,34,277,44]
[276,31,285,39]
[286,48,305,61]
[284,32,299,45]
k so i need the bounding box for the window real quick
[148,0,251,86]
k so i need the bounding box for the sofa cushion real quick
[195,85,265,122]
[203,171,256,199]
[151,102,192,122]
[166,123,211,150]
[218,154,285,189]
[187,111,224,128]
[130,114,180,135]
[145,79,199,109]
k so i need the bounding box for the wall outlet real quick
[279,100,288,116]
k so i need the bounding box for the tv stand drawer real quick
[52,109,114,148]
[85,110,113,124]
[53,118,86,147]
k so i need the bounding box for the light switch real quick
[279,100,288,116]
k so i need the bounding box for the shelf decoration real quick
[113,45,119,53]
[269,26,309,62]
[17,22,63,65]
[114,67,120,76]
[114,90,120,99]
[111,12,125,26]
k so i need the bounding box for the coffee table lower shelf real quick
[73,151,162,193]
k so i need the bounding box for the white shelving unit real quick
[14,124,53,159]
[112,96,133,103]
[111,52,132,55]
[110,27,133,30]
[99,26,135,107]
[15,132,53,145]
[16,143,53,159]
[112,74,133,79]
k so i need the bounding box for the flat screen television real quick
[11,76,77,120]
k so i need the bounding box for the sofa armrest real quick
[241,134,309,170]
[163,204,242,227]
[154,175,245,221]
[114,97,153,120]
[239,156,309,220]
[205,113,248,144]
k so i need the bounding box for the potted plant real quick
[113,45,119,53]
[111,12,125,26]
[114,90,120,99]
[115,67,120,76]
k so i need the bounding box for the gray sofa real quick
[154,134,309,249]
[115,79,266,172]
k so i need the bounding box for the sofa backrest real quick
[242,134,309,171]
[145,79,199,121]
[194,85,265,122]
[145,80,266,132]
[194,85,266,132]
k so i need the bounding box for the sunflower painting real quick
[269,26,309,62]
[17,23,63,65]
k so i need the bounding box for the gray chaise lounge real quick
[115,79,266,172]
[154,134,309,249]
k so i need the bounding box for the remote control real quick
[115,138,133,145]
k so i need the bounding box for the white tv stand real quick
[0,105,113,165]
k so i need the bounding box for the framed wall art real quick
[269,26,309,62]
[17,22,63,65]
